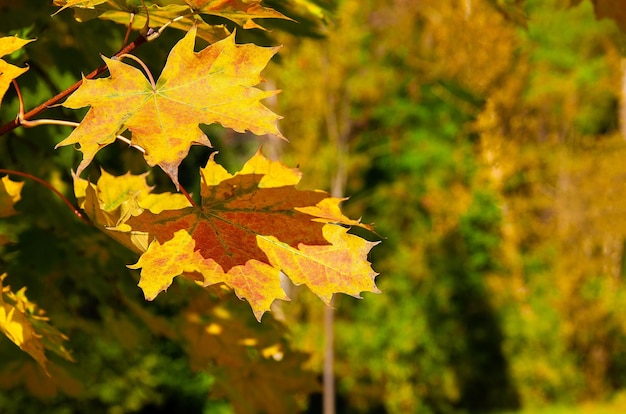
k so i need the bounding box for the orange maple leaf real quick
[121,151,379,320]
[57,26,283,188]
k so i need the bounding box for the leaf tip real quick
[253,310,265,322]
[159,162,181,190]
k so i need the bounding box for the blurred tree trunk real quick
[621,58,626,140]
[323,38,351,413]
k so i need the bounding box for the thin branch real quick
[0,169,89,224]
[12,80,78,129]
[0,5,202,136]
[146,14,189,41]
[0,33,148,136]
[322,40,352,414]
[122,13,135,47]
[139,0,150,37]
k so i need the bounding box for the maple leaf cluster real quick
[79,151,379,320]
[53,0,291,43]
[0,0,379,324]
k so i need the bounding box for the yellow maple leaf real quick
[54,0,231,44]
[58,25,283,188]
[52,0,108,15]
[0,175,24,218]
[183,0,293,30]
[73,169,190,253]
[258,224,380,304]
[0,35,34,106]
[54,0,291,39]
[128,229,290,319]
[0,274,73,374]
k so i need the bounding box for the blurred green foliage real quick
[4,0,626,412]
[271,0,626,412]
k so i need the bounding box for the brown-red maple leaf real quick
[116,151,379,320]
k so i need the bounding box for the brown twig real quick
[0,33,148,136]
[11,80,146,153]
[122,13,135,47]
[0,169,90,224]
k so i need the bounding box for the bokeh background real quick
[272,0,626,412]
[4,0,626,413]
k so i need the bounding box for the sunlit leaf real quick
[58,26,283,188]
[81,151,379,320]
[0,35,34,106]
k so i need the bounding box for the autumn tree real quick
[0,1,379,412]
[270,0,626,412]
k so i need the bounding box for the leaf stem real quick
[0,33,148,136]
[24,119,146,154]
[0,169,90,224]
[118,54,157,91]
[12,80,80,129]
[11,81,146,153]
[178,185,198,208]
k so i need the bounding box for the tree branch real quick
[0,33,148,136]
[0,169,89,224]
